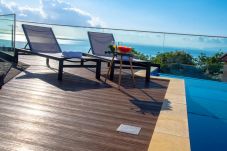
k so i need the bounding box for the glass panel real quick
[160,34,227,80]
[0,14,15,57]
[15,20,227,81]
[164,34,227,57]
[53,26,103,53]
[102,29,165,58]
[0,14,15,84]
[16,21,103,53]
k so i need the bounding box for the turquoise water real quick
[161,74,227,151]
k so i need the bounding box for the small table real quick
[105,52,135,89]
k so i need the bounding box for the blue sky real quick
[71,0,227,36]
[0,0,227,36]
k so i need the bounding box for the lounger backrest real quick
[88,32,115,56]
[22,24,62,53]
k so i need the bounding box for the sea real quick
[1,39,227,58]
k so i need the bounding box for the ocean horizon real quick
[0,39,226,58]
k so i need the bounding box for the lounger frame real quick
[15,48,101,80]
[16,25,101,81]
[87,31,160,82]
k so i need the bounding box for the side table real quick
[105,52,135,89]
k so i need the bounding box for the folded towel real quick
[117,55,134,61]
[122,56,130,61]
[62,51,82,58]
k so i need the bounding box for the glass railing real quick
[0,14,15,85]
[15,20,227,81]
[0,14,16,58]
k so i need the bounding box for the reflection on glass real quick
[0,14,15,57]
[103,29,165,57]
[164,34,227,57]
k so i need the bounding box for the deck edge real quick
[135,70,191,151]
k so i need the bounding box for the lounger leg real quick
[105,56,115,82]
[14,49,18,64]
[46,58,50,67]
[0,74,3,89]
[58,60,63,81]
[146,65,151,83]
[81,59,84,66]
[129,57,136,87]
[110,62,115,81]
[118,55,123,89]
[96,60,101,80]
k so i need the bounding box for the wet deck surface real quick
[0,55,169,151]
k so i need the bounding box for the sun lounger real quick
[15,24,101,80]
[87,31,160,82]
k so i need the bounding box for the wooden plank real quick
[0,55,169,151]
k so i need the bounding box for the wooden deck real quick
[0,55,169,151]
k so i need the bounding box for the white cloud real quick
[88,17,106,27]
[0,0,106,27]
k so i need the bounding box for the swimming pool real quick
[161,74,227,151]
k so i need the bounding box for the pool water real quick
[161,74,227,151]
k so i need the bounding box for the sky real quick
[0,0,227,36]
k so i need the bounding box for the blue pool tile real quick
[188,114,227,151]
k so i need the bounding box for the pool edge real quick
[135,71,191,151]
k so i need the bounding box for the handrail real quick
[0,18,15,21]
[0,32,12,35]
[0,14,15,22]
[0,13,15,17]
[17,20,227,39]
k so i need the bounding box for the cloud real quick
[0,0,106,27]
